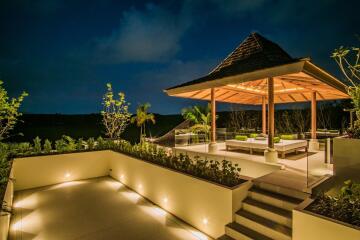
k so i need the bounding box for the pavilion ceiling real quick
[168,71,349,105]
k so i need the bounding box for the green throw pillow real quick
[274,137,280,143]
[235,135,248,141]
[280,134,294,140]
[249,133,258,138]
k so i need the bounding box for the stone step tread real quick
[217,234,236,240]
[243,198,292,218]
[226,222,273,240]
[237,210,292,237]
[249,186,303,204]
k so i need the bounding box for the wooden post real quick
[268,77,274,149]
[311,91,317,139]
[262,96,267,134]
[211,88,216,143]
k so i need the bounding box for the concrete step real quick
[217,234,236,240]
[235,210,292,240]
[248,186,303,211]
[253,181,309,200]
[242,198,292,228]
[225,222,273,240]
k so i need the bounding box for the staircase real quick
[218,181,309,240]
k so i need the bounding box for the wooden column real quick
[211,88,216,143]
[311,91,317,139]
[268,78,274,149]
[262,96,267,134]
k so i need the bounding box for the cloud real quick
[95,3,189,63]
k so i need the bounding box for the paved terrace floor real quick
[174,142,333,192]
[10,177,211,240]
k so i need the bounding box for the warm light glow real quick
[163,197,168,203]
[120,174,124,180]
[65,172,71,178]
[274,87,304,93]
[14,194,38,209]
[228,84,265,94]
[190,230,210,240]
[121,191,141,203]
[202,218,208,225]
[138,184,142,189]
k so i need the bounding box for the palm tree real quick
[131,103,155,143]
[181,104,213,142]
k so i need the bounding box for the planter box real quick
[7,150,250,239]
[293,199,360,240]
[108,151,251,238]
[333,137,360,181]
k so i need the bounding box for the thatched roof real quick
[165,32,349,105]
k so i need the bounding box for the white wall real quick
[293,209,360,240]
[13,151,111,190]
[109,151,251,238]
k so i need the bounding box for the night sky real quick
[0,0,359,114]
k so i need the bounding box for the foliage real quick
[0,137,244,197]
[101,83,131,139]
[55,135,76,152]
[33,136,42,153]
[0,143,11,205]
[43,139,52,153]
[76,138,85,150]
[182,104,213,141]
[308,180,360,227]
[87,137,95,150]
[131,103,155,143]
[332,43,360,138]
[112,141,243,187]
[0,80,28,141]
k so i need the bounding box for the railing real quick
[307,138,333,188]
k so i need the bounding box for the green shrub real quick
[55,135,76,152]
[235,135,248,141]
[87,137,95,150]
[249,133,258,138]
[33,136,42,153]
[16,142,32,154]
[280,134,295,140]
[43,139,52,153]
[308,180,360,227]
[76,138,85,150]
[274,137,280,143]
[328,129,339,133]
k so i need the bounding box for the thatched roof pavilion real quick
[164,32,350,161]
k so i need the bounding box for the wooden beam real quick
[300,93,309,101]
[211,88,216,143]
[262,96,267,134]
[221,92,239,101]
[288,94,297,102]
[268,77,275,149]
[311,91,317,139]
[188,90,204,98]
[215,90,231,100]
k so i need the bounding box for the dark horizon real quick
[1,0,359,114]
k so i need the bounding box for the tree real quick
[101,83,131,139]
[131,103,155,143]
[182,104,214,141]
[332,40,360,137]
[0,80,28,141]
